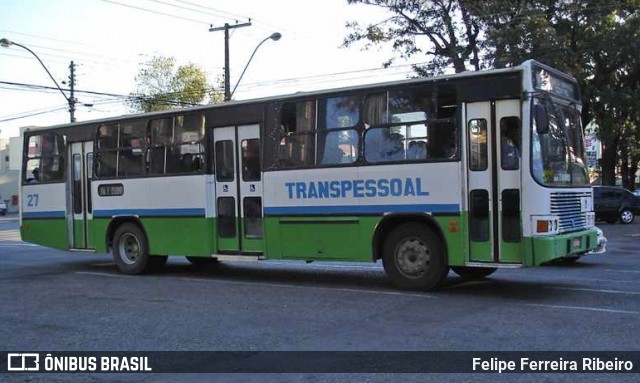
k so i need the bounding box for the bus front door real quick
[70,141,94,249]
[213,125,264,255]
[466,100,522,264]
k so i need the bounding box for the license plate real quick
[572,237,582,249]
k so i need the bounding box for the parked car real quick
[593,186,640,224]
[633,190,640,197]
[0,199,7,216]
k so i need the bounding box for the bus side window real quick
[278,101,316,168]
[23,133,66,183]
[365,126,405,163]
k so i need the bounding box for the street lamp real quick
[1,38,76,122]
[229,32,282,100]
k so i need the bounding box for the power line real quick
[97,0,210,25]
[0,106,69,123]
[144,0,239,23]
[0,28,96,49]
[172,0,252,22]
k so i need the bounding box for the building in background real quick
[0,135,22,213]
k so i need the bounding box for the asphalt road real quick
[1,214,639,382]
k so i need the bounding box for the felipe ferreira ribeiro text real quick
[472,357,634,373]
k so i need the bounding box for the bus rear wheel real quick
[382,223,447,291]
[451,266,497,279]
[112,223,166,274]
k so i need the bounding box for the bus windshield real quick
[531,97,589,187]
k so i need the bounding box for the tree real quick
[342,0,483,76]
[129,55,217,113]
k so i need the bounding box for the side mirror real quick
[534,103,549,134]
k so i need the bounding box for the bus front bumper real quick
[525,227,601,266]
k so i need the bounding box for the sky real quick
[0,0,425,139]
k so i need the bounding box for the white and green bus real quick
[20,60,599,290]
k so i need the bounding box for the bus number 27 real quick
[27,194,40,207]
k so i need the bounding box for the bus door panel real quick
[466,102,494,262]
[70,141,94,249]
[466,100,523,264]
[213,125,263,253]
[237,124,264,253]
[495,99,523,263]
[214,127,240,252]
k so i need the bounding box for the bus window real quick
[25,159,41,182]
[363,87,457,163]
[320,130,358,165]
[318,96,360,165]
[97,124,118,150]
[149,118,172,175]
[500,116,521,171]
[319,96,359,129]
[243,197,263,238]
[215,140,235,182]
[241,139,260,182]
[364,93,388,125]
[116,121,145,177]
[389,89,430,123]
[148,114,205,175]
[95,151,118,178]
[217,197,236,238]
[365,127,405,163]
[278,101,316,167]
[175,114,205,173]
[468,119,488,171]
[23,132,66,183]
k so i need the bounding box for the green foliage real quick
[129,55,220,113]
[343,0,483,75]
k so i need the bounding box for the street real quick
[1,215,639,382]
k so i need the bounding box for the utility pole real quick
[209,21,252,101]
[68,61,77,122]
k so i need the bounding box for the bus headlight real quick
[531,215,560,235]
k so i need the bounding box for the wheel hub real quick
[119,233,141,265]
[395,238,430,278]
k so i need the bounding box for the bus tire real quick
[382,223,447,291]
[451,266,497,279]
[185,256,219,267]
[112,223,162,274]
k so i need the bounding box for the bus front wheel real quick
[112,223,166,274]
[382,223,447,291]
